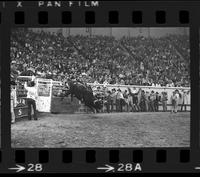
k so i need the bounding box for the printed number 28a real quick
[27,164,43,172]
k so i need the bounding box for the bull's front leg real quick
[71,94,73,102]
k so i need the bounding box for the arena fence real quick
[14,77,191,119]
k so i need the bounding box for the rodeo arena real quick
[10,28,190,147]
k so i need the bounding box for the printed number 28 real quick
[117,163,133,172]
[27,164,43,172]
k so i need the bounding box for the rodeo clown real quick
[24,79,38,121]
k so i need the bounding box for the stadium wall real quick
[29,27,189,38]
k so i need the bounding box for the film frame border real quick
[0,1,199,173]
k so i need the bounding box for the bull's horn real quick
[94,100,98,104]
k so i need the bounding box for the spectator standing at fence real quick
[123,90,129,112]
[145,91,150,112]
[116,89,124,112]
[175,90,180,112]
[180,90,189,112]
[137,88,142,111]
[119,89,125,112]
[24,81,38,120]
[127,88,135,112]
[171,91,176,113]
[128,87,139,112]
[171,90,179,113]
[105,90,112,113]
[110,88,117,112]
[133,93,139,112]
[116,89,120,112]
[11,81,17,123]
[127,90,134,112]
[140,90,147,111]
[149,91,156,112]
[161,92,168,112]
[154,92,160,112]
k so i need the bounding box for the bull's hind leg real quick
[87,105,96,113]
[95,109,100,113]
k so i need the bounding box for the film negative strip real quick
[0,0,199,174]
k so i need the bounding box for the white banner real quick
[35,78,53,112]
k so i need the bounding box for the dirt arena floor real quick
[11,112,190,148]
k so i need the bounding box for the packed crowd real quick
[11,28,190,87]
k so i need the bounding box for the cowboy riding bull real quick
[63,80,103,113]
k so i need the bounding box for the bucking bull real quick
[62,80,103,113]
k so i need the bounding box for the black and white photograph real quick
[0,40,1,148]
[10,27,190,148]
[199,29,200,147]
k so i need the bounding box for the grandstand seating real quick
[11,29,190,87]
